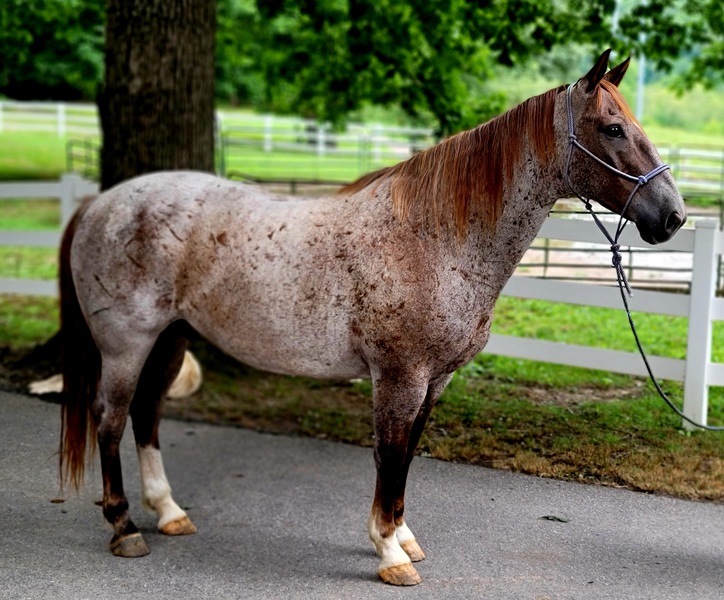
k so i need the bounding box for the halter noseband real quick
[563,82,670,294]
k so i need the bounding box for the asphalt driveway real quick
[1,390,722,599]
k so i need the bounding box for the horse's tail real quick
[59,196,100,491]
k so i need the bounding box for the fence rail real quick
[0,176,721,429]
[659,145,724,198]
[491,216,722,430]
[0,101,98,136]
[218,115,434,181]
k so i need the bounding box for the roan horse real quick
[59,51,685,585]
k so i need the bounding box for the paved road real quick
[1,390,722,599]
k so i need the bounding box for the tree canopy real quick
[219,0,617,134]
[0,0,722,133]
[0,0,104,100]
[618,0,724,90]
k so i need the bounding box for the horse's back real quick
[70,171,370,378]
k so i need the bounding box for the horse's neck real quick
[464,156,563,294]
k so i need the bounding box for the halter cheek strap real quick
[564,83,670,295]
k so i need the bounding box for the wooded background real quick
[1,0,722,136]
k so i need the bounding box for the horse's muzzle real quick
[639,208,687,245]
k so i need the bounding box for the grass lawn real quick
[0,132,72,181]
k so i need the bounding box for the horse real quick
[58,50,685,586]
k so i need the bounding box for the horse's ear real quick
[604,56,631,87]
[580,49,612,93]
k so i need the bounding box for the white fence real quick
[3,101,723,197]
[0,177,721,429]
[489,216,721,430]
[0,101,99,136]
[0,175,98,295]
[659,145,724,199]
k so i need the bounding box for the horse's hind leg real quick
[94,351,155,558]
[367,370,450,586]
[130,324,197,537]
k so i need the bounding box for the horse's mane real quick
[339,86,562,236]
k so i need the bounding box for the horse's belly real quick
[189,305,369,380]
[207,334,368,380]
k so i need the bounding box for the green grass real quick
[0,199,60,229]
[0,247,57,280]
[645,124,724,148]
[0,131,70,181]
[223,145,378,182]
[0,295,58,346]
[0,199,59,281]
[3,287,723,438]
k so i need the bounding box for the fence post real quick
[317,124,325,157]
[214,111,224,176]
[57,103,66,137]
[59,173,83,227]
[682,219,718,430]
[372,125,381,164]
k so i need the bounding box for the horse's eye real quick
[603,124,624,138]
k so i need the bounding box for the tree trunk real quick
[98,0,217,191]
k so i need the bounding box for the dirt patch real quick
[521,380,646,406]
[0,335,61,397]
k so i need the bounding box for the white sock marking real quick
[368,510,411,571]
[137,446,187,528]
[395,520,415,545]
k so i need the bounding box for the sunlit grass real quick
[0,131,70,181]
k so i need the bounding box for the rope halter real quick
[563,83,670,296]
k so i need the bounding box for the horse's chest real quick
[357,269,494,376]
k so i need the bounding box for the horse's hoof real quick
[109,532,150,557]
[159,515,197,536]
[378,563,422,586]
[400,539,426,562]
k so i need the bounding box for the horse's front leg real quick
[392,374,453,565]
[368,372,450,586]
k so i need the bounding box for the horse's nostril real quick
[666,211,684,235]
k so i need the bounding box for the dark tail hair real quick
[59,197,100,491]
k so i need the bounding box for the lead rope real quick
[564,84,723,431]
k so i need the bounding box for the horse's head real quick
[562,50,686,244]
